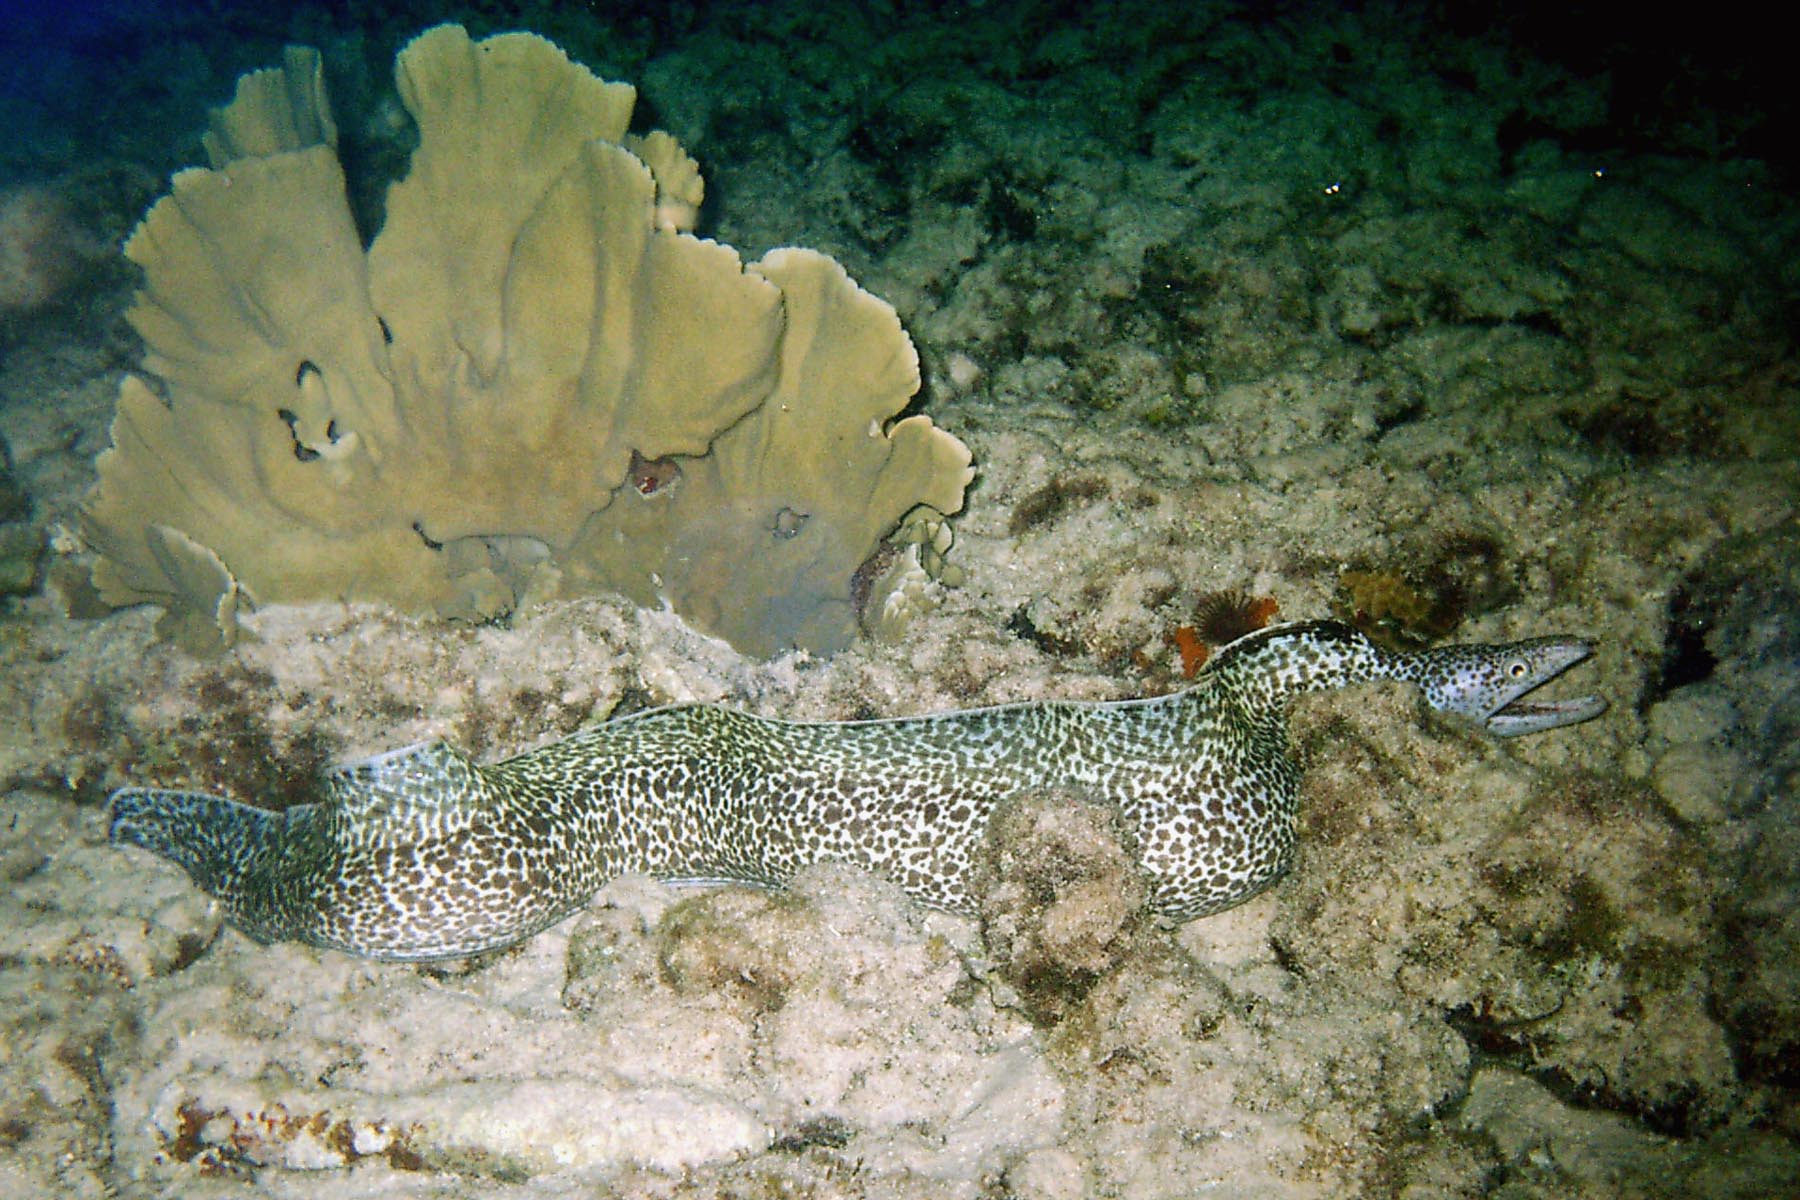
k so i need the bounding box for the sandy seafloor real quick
[3,1,1799,1196]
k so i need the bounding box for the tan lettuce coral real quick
[83,24,971,656]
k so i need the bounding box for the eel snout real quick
[1474,637,1608,737]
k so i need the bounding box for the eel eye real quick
[1507,660,1529,679]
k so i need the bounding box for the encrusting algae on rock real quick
[81,24,972,657]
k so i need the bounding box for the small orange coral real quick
[1165,591,1278,679]
[1170,625,1209,678]
[1194,589,1279,647]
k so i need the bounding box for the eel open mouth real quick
[1480,639,1609,737]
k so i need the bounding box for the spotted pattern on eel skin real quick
[109,620,1605,961]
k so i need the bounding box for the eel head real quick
[1416,635,1608,737]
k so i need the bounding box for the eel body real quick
[109,620,1605,961]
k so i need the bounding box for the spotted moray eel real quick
[109,620,1604,961]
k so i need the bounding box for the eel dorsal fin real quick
[320,739,496,836]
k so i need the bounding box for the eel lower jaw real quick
[1484,693,1609,737]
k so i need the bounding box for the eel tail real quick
[109,789,291,938]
